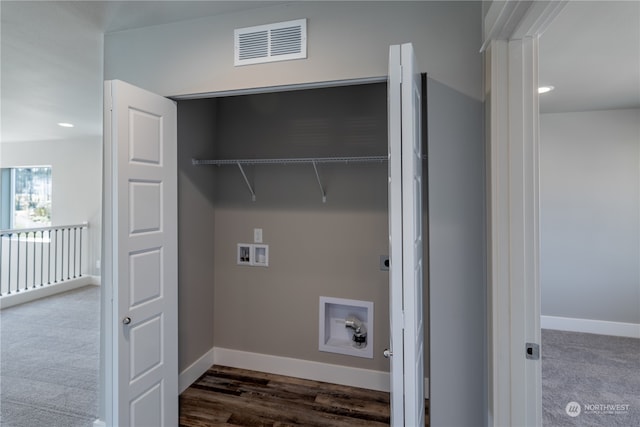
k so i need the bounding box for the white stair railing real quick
[0,223,88,297]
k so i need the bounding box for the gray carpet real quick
[542,328,640,426]
[0,286,100,427]
[2,292,638,426]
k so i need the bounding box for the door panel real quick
[400,42,425,427]
[388,43,425,426]
[387,44,405,427]
[105,79,178,426]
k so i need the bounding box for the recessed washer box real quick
[319,296,373,359]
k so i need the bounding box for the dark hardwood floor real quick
[180,365,429,426]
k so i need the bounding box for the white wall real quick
[540,109,640,326]
[104,1,483,101]
[0,139,102,276]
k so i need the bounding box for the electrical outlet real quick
[254,228,263,243]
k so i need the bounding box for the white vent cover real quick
[234,19,307,66]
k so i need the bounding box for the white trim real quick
[482,0,567,51]
[92,419,106,427]
[484,1,569,425]
[178,346,431,399]
[541,316,640,339]
[171,76,387,100]
[213,347,391,393]
[179,347,215,394]
[487,35,542,427]
[0,276,97,309]
[101,80,115,427]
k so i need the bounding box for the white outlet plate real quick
[254,228,263,243]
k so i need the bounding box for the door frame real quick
[482,1,567,425]
[99,74,427,426]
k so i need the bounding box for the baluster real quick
[78,226,83,277]
[40,230,44,287]
[73,227,77,278]
[24,232,27,291]
[0,233,4,297]
[31,231,36,289]
[7,234,13,294]
[47,230,52,285]
[54,229,58,283]
[16,232,21,293]
[24,232,29,291]
[67,228,71,280]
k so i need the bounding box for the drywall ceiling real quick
[1,1,638,144]
[539,0,640,114]
[0,0,291,144]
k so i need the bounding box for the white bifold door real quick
[103,80,178,426]
[387,43,425,427]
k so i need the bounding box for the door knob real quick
[123,316,132,325]
[383,348,393,358]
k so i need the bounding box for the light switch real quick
[254,228,263,243]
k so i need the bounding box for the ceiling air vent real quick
[234,19,307,66]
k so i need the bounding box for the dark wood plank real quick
[180,365,429,426]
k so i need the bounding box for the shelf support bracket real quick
[237,162,256,202]
[312,161,327,203]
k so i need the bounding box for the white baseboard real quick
[213,347,391,392]
[179,347,215,394]
[541,315,640,339]
[179,346,430,398]
[0,276,97,309]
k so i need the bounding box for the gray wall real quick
[427,78,486,426]
[104,1,483,102]
[176,99,218,370]
[104,1,484,375]
[208,84,394,372]
[540,109,640,324]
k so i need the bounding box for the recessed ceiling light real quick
[58,122,74,128]
[538,86,554,94]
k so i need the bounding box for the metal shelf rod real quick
[191,155,389,203]
[192,155,388,166]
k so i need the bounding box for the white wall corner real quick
[179,347,216,394]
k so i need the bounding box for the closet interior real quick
[176,81,418,378]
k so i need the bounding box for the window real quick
[0,166,52,229]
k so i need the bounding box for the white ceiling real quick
[539,0,640,114]
[1,1,638,144]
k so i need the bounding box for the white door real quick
[388,43,425,427]
[104,80,178,426]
